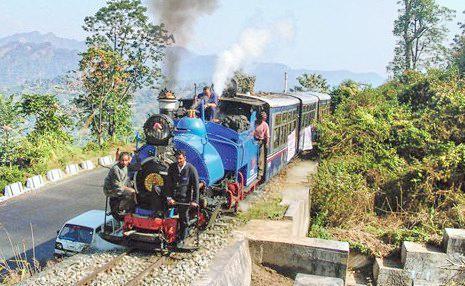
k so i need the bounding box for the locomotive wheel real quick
[144,114,174,146]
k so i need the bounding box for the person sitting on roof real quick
[195,86,218,121]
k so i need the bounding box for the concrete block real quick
[294,273,343,286]
[46,169,64,182]
[98,155,114,166]
[373,257,412,286]
[442,228,465,255]
[65,164,80,175]
[193,237,251,286]
[247,232,349,281]
[80,160,95,170]
[26,175,45,190]
[401,241,464,283]
[282,199,306,237]
[348,253,372,270]
[4,182,25,197]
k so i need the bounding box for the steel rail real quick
[76,249,133,286]
[125,256,167,286]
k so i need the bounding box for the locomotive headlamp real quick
[158,88,177,117]
[144,173,164,192]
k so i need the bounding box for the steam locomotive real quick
[100,88,331,251]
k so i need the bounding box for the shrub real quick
[311,155,376,227]
[311,70,465,253]
[0,166,25,193]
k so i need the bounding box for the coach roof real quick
[242,92,300,108]
[308,91,331,101]
[287,91,320,105]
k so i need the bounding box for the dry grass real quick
[0,224,41,285]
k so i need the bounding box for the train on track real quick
[100,86,331,251]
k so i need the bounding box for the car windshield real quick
[59,224,93,244]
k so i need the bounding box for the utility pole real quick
[284,72,288,93]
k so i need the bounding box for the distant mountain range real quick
[0,31,386,89]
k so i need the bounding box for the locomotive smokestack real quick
[158,88,177,117]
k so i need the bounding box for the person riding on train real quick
[194,86,218,121]
[164,149,200,246]
[254,111,270,181]
[103,152,137,216]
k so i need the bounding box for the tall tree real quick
[77,0,172,145]
[75,48,131,146]
[83,0,171,91]
[294,73,329,93]
[452,11,465,76]
[389,0,454,75]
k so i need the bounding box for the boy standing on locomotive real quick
[164,149,200,246]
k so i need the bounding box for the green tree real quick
[20,94,71,142]
[452,11,465,76]
[83,0,171,92]
[294,73,329,93]
[75,47,131,146]
[389,0,454,75]
[78,0,172,146]
[0,95,23,166]
[330,80,363,111]
[234,71,256,93]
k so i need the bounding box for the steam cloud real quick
[153,0,218,85]
[213,20,295,96]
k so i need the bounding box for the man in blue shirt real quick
[195,86,218,121]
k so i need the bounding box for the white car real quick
[54,210,123,257]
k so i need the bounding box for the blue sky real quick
[0,0,464,75]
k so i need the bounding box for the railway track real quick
[76,208,225,286]
[76,249,169,286]
[76,250,132,286]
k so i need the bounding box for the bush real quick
[311,155,376,227]
[311,70,465,254]
[0,166,25,193]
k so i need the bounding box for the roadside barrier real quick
[80,160,95,170]
[4,182,25,197]
[1,153,115,204]
[26,175,46,190]
[65,164,80,175]
[46,169,65,182]
[98,155,114,166]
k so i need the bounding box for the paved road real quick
[0,167,108,264]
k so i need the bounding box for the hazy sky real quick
[0,0,464,75]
